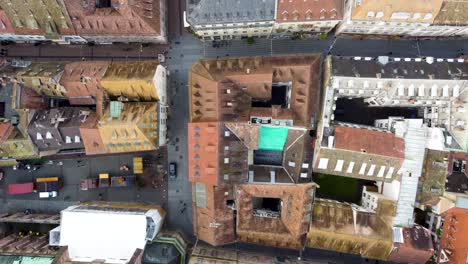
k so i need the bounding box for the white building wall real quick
[272,20,340,38]
[192,21,274,41]
[154,65,167,147]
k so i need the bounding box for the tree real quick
[247,37,255,45]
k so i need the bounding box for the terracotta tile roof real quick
[388,226,434,264]
[235,183,315,249]
[18,87,48,110]
[192,184,236,246]
[80,112,106,155]
[188,122,219,186]
[276,0,343,22]
[189,55,321,127]
[0,122,13,143]
[63,0,162,36]
[438,207,468,264]
[334,126,405,159]
[60,61,109,105]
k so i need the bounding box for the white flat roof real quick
[59,210,149,264]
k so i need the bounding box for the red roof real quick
[276,0,343,22]
[8,183,34,195]
[188,122,219,186]
[334,126,405,159]
[0,122,13,143]
[438,208,468,264]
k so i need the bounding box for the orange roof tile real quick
[235,183,315,249]
[79,113,106,155]
[60,61,109,105]
[64,0,162,36]
[438,207,468,264]
[334,126,405,159]
[188,122,219,186]
[189,55,321,127]
[276,0,343,23]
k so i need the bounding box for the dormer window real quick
[46,132,53,139]
[293,11,300,21]
[36,133,43,140]
[423,13,433,20]
[413,13,421,19]
[282,11,289,21]
[320,9,326,19]
[305,10,312,20]
[367,11,375,18]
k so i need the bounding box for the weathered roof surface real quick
[80,112,106,155]
[350,0,443,23]
[433,0,468,26]
[276,0,343,22]
[18,86,48,110]
[189,55,322,127]
[192,184,236,246]
[60,61,109,105]
[314,146,404,182]
[419,149,449,204]
[331,56,468,80]
[0,0,74,37]
[101,61,159,101]
[188,122,219,186]
[388,226,434,264]
[307,199,393,260]
[97,102,158,154]
[63,0,162,36]
[236,183,315,250]
[334,126,405,159]
[186,0,276,25]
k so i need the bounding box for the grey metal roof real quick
[27,107,90,151]
[331,56,468,80]
[186,0,276,25]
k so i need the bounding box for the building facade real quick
[185,0,276,41]
[273,0,343,38]
[336,0,468,37]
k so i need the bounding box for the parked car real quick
[169,163,177,179]
[39,191,57,199]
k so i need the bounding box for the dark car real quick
[169,163,177,179]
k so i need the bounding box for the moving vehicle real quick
[133,157,143,174]
[169,162,177,179]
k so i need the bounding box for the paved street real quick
[0,151,167,211]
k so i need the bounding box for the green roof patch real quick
[110,101,123,118]
[258,126,288,151]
